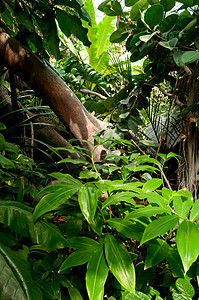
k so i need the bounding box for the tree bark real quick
[0,28,108,161]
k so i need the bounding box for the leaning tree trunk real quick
[0,28,108,161]
[178,63,199,200]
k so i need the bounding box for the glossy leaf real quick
[176,221,199,272]
[105,233,135,293]
[33,179,81,222]
[102,192,136,209]
[141,215,179,245]
[86,245,109,300]
[178,0,193,5]
[78,183,101,223]
[33,219,68,248]
[67,236,99,251]
[0,243,42,300]
[171,278,195,299]
[0,201,35,238]
[125,207,171,220]
[159,38,178,50]
[173,197,192,220]
[130,0,148,21]
[56,8,91,46]
[68,286,83,300]
[122,290,151,299]
[181,51,199,64]
[142,178,163,192]
[108,219,145,241]
[160,0,176,11]
[173,50,185,67]
[145,239,169,269]
[144,4,164,27]
[60,250,92,271]
[190,198,199,221]
[0,154,15,169]
[159,14,178,33]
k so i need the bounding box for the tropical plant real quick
[99,0,199,196]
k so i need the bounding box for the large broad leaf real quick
[173,196,192,220]
[145,239,169,269]
[33,219,68,248]
[60,250,92,271]
[122,290,151,299]
[160,0,175,11]
[102,192,136,209]
[144,4,164,27]
[67,236,99,251]
[178,0,193,6]
[0,243,42,300]
[105,233,135,293]
[40,13,60,58]
[130,0,148,21]
[78,183,101,223]
[142,178,163,192]
[86,245,109,300]
[159,14,178,33]
[56,8,91,46]
[125,207,171,221]
[141,215,179,245]
[176,221,199,273]
[0,201,35,238]
[107,219,145,241]
[166,247,184,278]
[173,50,185,67]
[33,178,82,222]
[181,51,199,64]
[171,278,195,300]
[190,198,199,221]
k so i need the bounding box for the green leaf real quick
[107,219,145,241]
[33,183,81,222]
[130,0,148,21]
[178,0,193,6]
[86,245,109,300]
[50,172,83,186]
[102,192,136,209]
[190,198,199,221]
[173,50,185,67]
[125,0,138,6]
[173,197,192,220]
[159,14,178,33]
[0,122,6,130]
[67,236,99,251]
[145,239,169,269]
[68,286,83,300]
[56,8,91,46]
[175,278,195,298]
[78,183,101,223]
[159,38,178,49]
[58,158,90,165]
[60,250,92,271]
[176,221,199,273]
[0,243,42,300]
[144,4,164,27]
[105,233,135,293]
[0,154,15,169]
[79,170,99,179]
[142,178,163,192]
[122,290,151,299]
[40,13,60,58]
[181,51,199,64]
[141,215,179,245]
[160,0,175,11]
[125,207,171,220]
[0,201,34,238]
[14,1,34,31]
[166,247,184,278]
[33,219,68,248]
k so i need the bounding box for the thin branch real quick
[80,89,107,100]
[155,84,184,107]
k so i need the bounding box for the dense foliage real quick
[0,0,199,299]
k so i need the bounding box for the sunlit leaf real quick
[176,221,199,273]
[105,233,135,293]
[190,198,199,221]
[141,215,179,244]
[181,51,199,64]
[60,250,92,271]
[86,245,109,300]
[78,183,101,223]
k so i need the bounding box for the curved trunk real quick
[0,28,107,161]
